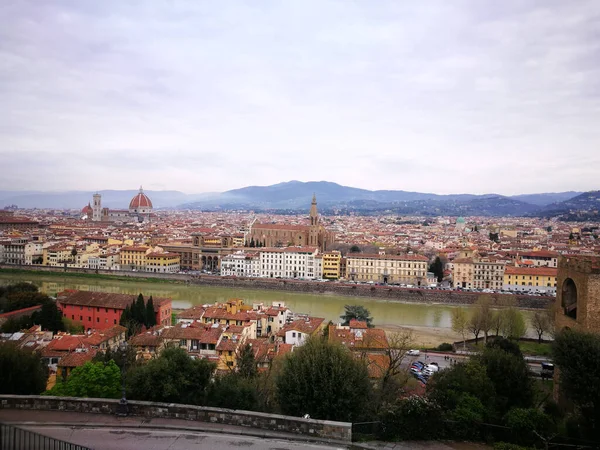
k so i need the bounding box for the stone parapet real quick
[0,395,352,442]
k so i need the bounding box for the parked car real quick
[407,349,420,356]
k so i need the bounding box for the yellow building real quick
[503,266,557,293]
[322,251,342,279]
[453,257,474,289]
[346,253,429,285]
[119,245,150,270]
[145,252,181,273]
[43,244,73,266]
[216,323,254,371]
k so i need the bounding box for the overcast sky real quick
[1,1,599,195]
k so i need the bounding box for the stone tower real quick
[309,194,320,247]
[92,193,102,222]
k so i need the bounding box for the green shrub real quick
[378,396,444,440]
[437,342,453,352]
[504,407,555,446]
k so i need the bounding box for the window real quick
[97,318,100,322]
[292,332,296,338]
[79,315,83,320]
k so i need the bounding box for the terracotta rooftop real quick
[57,290,171,312]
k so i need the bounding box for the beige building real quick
[346,253,429,285]
[473,259,506,290]
[453,257,474,289]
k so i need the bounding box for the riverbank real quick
[0,265,553,309]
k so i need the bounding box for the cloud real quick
[1,0,599,195]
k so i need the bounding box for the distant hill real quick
[510,191,583,206]
[538,191,600,220]
[0,181,588,217]
[179,181,583,217]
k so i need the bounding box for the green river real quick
[0,273,534,332]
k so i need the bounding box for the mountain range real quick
[0,181,595,218]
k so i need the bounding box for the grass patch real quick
[0,267,182,285]
[518,341,552,357]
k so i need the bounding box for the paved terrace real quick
[0,410,489,450]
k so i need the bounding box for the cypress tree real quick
[134,294,145,323]
[145,296,156,327]
[119,304,130,326]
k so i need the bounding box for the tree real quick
[249,238,255,248]
[276,337,372,422]
[46,361,121,399]
[126,347,215,405]
[349,245,361,253]
[70,248,78,259]
[500,308,526,339]
[489,232,499,242]
[428,257,444,282]
[340,305,373,327]
[451,307,468,349]
[0,344,47,395]
[93,345,138,372]
[237,343,257,379]
[486,337,522,357]
[34,301,65,333]
[145,296,156,327]
[477,347,534,417]
[428,360,496,414]
[473,295,493,343]
[552,329,600,439]
[530,309,553,344]
[467,310,483,345]
[376,329,414,402]
[134,294,145,323]
[206,373,259,411]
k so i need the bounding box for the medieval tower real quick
[92,193,102,222]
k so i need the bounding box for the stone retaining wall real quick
[0,395,352,442]
[0,265,553,309]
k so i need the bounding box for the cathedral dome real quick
[129,187,153,212]
[81,203,93,215]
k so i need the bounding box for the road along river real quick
[0,273,536,346]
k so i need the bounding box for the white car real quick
[407,349,420,356]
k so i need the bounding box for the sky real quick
[1,1,600,195]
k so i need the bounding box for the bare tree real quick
[451,307,468,350]
[475,295,494,343]
[381,329,414,387]
[467,310,482,345]
[530,306,555,344]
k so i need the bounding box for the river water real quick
[0,273,471,329]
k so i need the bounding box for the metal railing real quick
[0,422,93,450]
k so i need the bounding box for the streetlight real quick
[116,341,129,417]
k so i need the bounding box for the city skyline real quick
[2,1,600,195]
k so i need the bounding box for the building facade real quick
[472,260,506,290]
[504,266,558,293]
[248,195,333,252]
[145,252,181,273]
[57,291,172,330]
[346,253,429,285]
[322,251,342,279]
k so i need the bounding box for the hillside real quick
[0,181,588,217]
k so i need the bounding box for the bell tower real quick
[92,193,102,222]
[309,194,320,247]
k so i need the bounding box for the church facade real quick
[82,187,153,223]
[247,195,333,251]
